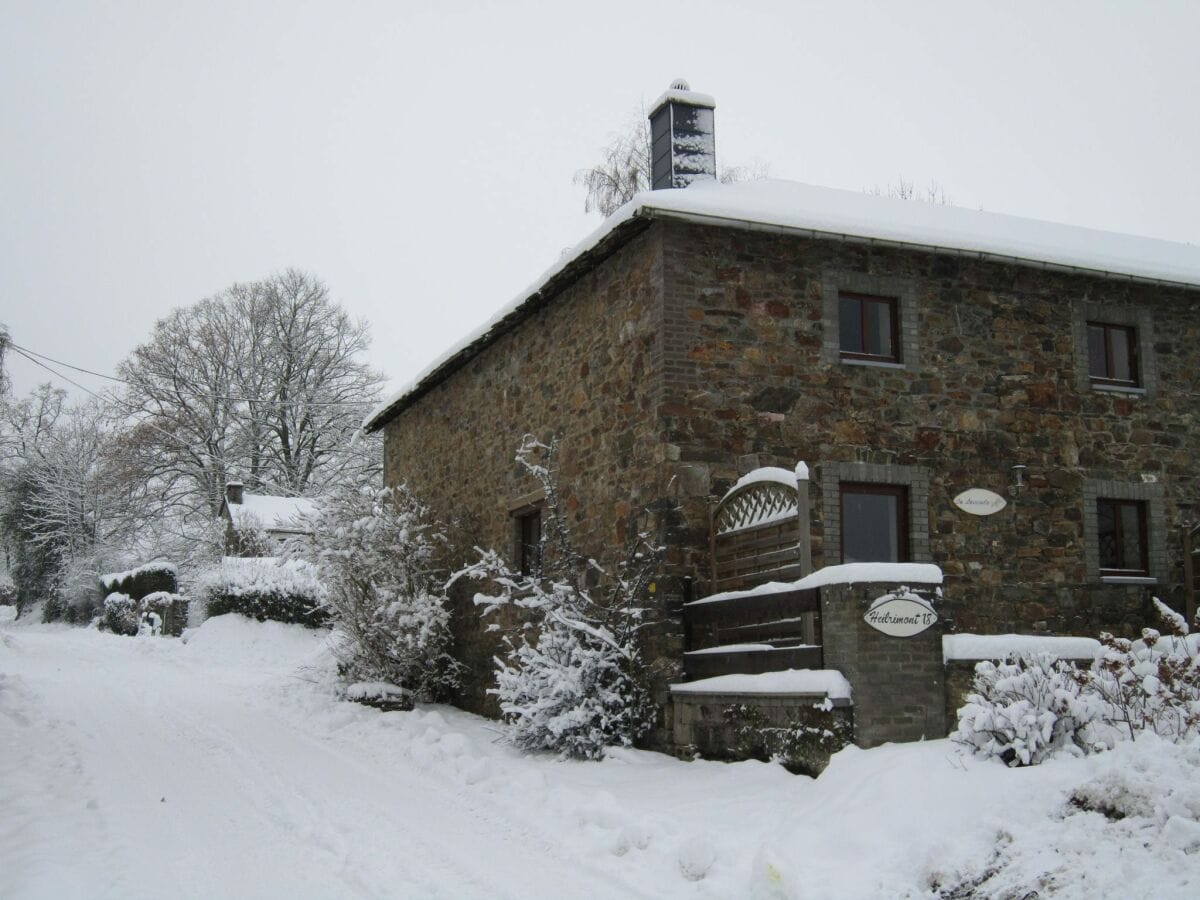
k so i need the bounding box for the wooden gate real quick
[681,468,821,680]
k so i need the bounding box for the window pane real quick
[1097,500,1118,569]
[1110,329,1134,382]
[1087,324,1108,379]
[1097,498,1147,573]
[864,299,894,358]
[839,296,862,353]
[842,492,900,563]
[1117,503,1143,570]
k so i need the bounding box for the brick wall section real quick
[820,582,947,746]
[657,219,1200,636]
[382,225,686,730]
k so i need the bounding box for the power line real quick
[9,340,377,407]
[8,346,310,499]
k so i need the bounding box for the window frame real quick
[838,292,901,363]
[1096,497,1149,577]
[838,482,910,564]
[1087,321,1140,388]
[1073,303,1155,396]
[511,503,543,577]
[821,271,919,370]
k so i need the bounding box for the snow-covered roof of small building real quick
[364,178,1200,432]
[226,493,318,533]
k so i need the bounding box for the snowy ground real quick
[2,607,1197,899]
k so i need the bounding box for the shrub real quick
[1080,599,1200,743]
[454,436,657,759]
[952,653,1100,766]
[955,599,1199,766]
[297,484,457,701]
[102,592,139,636]
[195,558,328,628]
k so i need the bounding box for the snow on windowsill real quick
[685,562,943,607]
[670,668,852,701]
[1100,575,1158,585]
[942,633,1101,662]
[1090,383,1146,395]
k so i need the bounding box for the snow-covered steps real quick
[682,641,822,679]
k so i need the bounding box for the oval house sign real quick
[953,488,1007,516]
[863,592,938,638]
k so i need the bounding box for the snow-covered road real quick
[4,611,1199,899]
[0,619,662,899]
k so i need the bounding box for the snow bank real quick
[944,632,1102,662]
[670,669,852,701]
[181,613,330,671]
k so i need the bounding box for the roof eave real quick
[364,211,656,432]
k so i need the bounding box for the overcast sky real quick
[3,0,1198,402]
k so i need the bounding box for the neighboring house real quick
[219,482,317,557]
[364,83,1200,756]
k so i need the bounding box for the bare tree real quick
[116,270,384,529]
[868,177,952,205]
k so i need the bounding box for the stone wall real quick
[379,211,1199,754]
[656,219,1200,636]
[382,225,686,733]
[672,691,853,775]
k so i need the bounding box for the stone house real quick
[218,482,317,557]
[364,83,1200,759]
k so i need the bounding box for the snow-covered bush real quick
[1079,599,1200,743]
[297,484,457,702]
[454,436,656,760]
[952,652,1101,766]
[195,557,328,628]
[102,592,139,636]
[955,600,1199,765]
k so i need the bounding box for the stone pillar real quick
[820,582,947,748]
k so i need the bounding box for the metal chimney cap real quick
[670,78,691,91]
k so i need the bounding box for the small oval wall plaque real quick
[863,592,938,638]
[953,488,1007,516]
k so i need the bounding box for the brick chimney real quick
[225,481,244,505]
[648,79,716,190]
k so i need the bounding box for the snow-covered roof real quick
[364,179,1200,431]
[649,86,716,113]
[226,493,318,533]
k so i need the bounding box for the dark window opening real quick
[840,483,909,564]
[1097,498,1148,576]
[1087,322,1139,387]
[514,507,542,576]
[839,292,899,362]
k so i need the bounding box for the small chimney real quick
[225,481,244,505]
[648,79,716,190]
